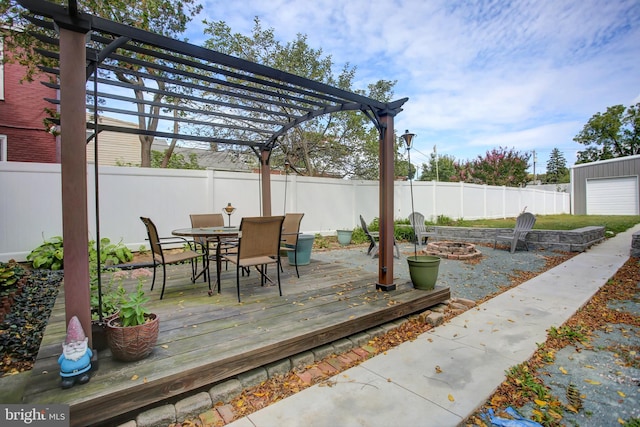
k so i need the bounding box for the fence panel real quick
[0,162,570,261]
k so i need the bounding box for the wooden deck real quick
[22,253,450,426]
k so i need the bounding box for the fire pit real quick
[423,241,482,260]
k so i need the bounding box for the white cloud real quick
[193,0,640,172]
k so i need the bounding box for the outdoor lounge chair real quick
[218,216,285,302]
[280,213,305,278]
[359,215,400,258]
[408,212,437,245]
[140,217,207,299]
[493,212,536,253]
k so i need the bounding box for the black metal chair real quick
[140,217,206,299]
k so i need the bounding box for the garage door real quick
[586,176,639,215]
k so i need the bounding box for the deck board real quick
[22,256,449,426]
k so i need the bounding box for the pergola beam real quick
[16,0,409,348]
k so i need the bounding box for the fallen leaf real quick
[584,379,601,385]
[534,399,547,407]
[584,365,595,369]
[448,394,455,402]
[617,391,626,397]
[131,374,139,381]
[161,344,169,349]
[559,366,568,374]
[435,365,442,374]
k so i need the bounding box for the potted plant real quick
[90,266,127,351]
[402,130,440,290]
[106,269,159,362]
[336,229,353,246]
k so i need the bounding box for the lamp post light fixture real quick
[222,202,236,228]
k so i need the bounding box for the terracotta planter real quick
[106,313,159,362]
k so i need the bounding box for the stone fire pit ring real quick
[423,241,482,260]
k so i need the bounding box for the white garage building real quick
[571,155,640,215]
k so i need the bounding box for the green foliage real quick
[456,214,640,235]
[26,236,64,270]
[27,236,133,271]
[453,147,531,187]
[0,261,26,296]
[547,325,587,343]
[574,103,640,164]
[202,17,398,179]
[90,269,126,321]
[506,364,549,400]
[313,234,330,249]
[545,148,570,184]
[622,418,640,427]
[150,150,203,170]
[89,238,134,266]
[436,215,456,226]
[419,153,457,182]
[119,282,151,327]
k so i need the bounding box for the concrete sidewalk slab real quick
[226,225,639,427]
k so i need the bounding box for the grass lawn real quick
[454,214,640,235]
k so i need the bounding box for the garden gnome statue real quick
[57,315,93,389]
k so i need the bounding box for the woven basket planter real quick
[106,313,159,362]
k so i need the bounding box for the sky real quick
[184,0,640,174]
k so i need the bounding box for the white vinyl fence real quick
[0,162,570,261]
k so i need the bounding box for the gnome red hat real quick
[65,316,87,344]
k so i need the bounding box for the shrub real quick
[27,236,133,270]
[26,236,64,270]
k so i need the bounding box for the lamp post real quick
[283,160,290,214]
[401,129,417,258]
[222,203,236,228]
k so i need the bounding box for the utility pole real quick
[434,145,439,181]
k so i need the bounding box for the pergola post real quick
[377,113,396,291]
[59,26,92,345]
[260,149,272,216]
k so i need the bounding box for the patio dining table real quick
[172,226,240,294]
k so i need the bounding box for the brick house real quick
[0,39,59,163]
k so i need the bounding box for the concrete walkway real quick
[226,225,639,427]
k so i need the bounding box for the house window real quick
[0,135,7,161]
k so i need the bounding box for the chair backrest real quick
[359,215,370,234]
[281,213,304,246]
[408,212,426,232]
[237,216,285,260]
[515,212,536,232]
[359,215,377,239]
[190,213,224,228]
[140,217,163,259]
[189,214,225,246]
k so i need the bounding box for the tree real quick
[545,148,569,184]
[419,153,457,182]
[200,18,398,179]
[452,147,531,187]
[574,103,640,164]
[2,0,203,167]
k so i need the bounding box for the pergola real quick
[17,0,408,343]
